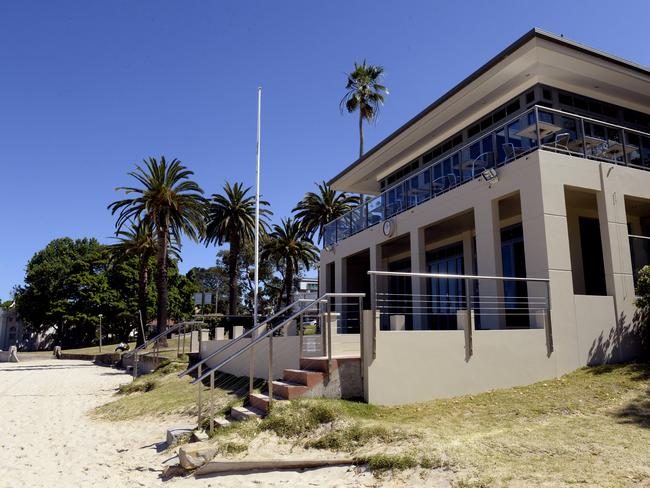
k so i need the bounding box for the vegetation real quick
[635,265,650,350]
[205,182,271,315]
[14,237,196,348]
[261,219,318,306]
[340,60,388,158]
[109,157,206,340]
[293,181,359,243]
[111,361,650,485]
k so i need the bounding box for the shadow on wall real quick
[588,309,648,366]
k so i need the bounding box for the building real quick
[295,277,319,302]
[0,305,25,350]
[318,29,650,404]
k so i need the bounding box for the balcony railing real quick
[324,105,650,247]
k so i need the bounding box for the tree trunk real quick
[285,261,294,307]
[155,226,169,347]
[228,233,240,316]
[137,251,150,346]
[359,110,364,158]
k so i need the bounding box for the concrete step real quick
[213,417,232,429]
[248,392,288,413]
[299,357,330,373]
[230,405,264,421]
[283,368,325,387]
[271,380,309,400]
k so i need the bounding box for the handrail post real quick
[580,118,588,158]
[209,370,214,433]
[534,106,541,149]
[464,277,473,361]
[268,334,273,411]
[182,324,187,356]
[177,326,181,357]
[545,281,554,355]
[326,298,332,376]
[298,311,304,358]
[197,363,203,428]
[358,295,364,397]
[133,352,138,380]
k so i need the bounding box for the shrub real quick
[307,422,405,451]
[118,378,157,395]
[356,453,418,472]
[635,265,650,352]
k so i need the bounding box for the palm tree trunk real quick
[285,261,294,307]
[358,110,364,158]
[137,252,150,346]
[228,233,240,316]
[156,226,169,347]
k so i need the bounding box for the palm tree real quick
[109,220,180,345]
[293,181,359,243]
[108,157,206,341]
[262,218,319,307]
[205,182,271,316]
[341,60,388,158]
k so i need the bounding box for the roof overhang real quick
[329,28,650,194]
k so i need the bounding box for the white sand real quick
[0,358,451,487]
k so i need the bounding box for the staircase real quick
[213,357,334,425]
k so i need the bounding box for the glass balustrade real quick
[322,106,650,248]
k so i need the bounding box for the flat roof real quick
[328,28,650,187]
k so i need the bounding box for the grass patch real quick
[117,378,158,395]
[307,422,406,451]
[355,453,418,472]
[260,400,338,437]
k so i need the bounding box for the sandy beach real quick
[0,358,446,488]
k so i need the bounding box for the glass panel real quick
[385,183,404,218]
[367,195,384,226]
[323,221,336,246]
[405,167,431,208]
[350,204,366,235]
[626,131,642,167]
[336,214,350,240]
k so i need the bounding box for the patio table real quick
[516,121,563,140]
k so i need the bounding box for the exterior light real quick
[481,168,499,185]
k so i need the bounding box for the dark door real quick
[579,217,607,295]
[501,224,529,328]
[426,242,465,330]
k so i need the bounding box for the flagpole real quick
[250,86,262,397]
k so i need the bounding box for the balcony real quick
[324,105,650,247]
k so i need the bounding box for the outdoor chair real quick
[546,132,570,153]
[502,143,526,162]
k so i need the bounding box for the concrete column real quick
[473,198,500,329]
[410,228,426,329]
[597,165,638,361]
[368,244,382,310]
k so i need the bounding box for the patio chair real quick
[502,143,526,162]
[546,132,570,153]
[466,152,493,178]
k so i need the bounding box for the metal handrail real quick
[179,297,318,379]
[123,320,204,359]
[368,270,550,283]
[191,292,365,385]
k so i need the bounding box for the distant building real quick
[0,305,24,350]
[295,277,318,302]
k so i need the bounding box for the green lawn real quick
[93,361,650,486]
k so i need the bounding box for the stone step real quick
[230,405,264,421]
[271,380,309,400]
[283,368,325,387]
[299,357,330,373]
[248,392,288,413]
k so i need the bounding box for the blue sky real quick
[1,0,649,298]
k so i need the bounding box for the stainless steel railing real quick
[368,270,552,359]
[189,292,364,432]
[324,105,650,247]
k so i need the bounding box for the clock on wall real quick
[382,219,395,238]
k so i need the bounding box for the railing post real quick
[268,334,273,411]
[545,281,554,355]
[358,295,365,396]
[182,324,187,356]
[326,298,332,376]
[177,326,181,357]
[209,370,215,434]
[133,353,138,381]
[580,118,588,158]
[298,311,304,357]
[197,363,203,428]
[534,106,541,149]
[464,277,473,361]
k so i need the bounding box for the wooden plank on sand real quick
[195,458,356,477]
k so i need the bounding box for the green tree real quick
[15,238,112,347]
[293,181,359,243]
[109,157,206,341]
[340,60,388,158]
[205,182,271,315]
[262,218,319,306]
